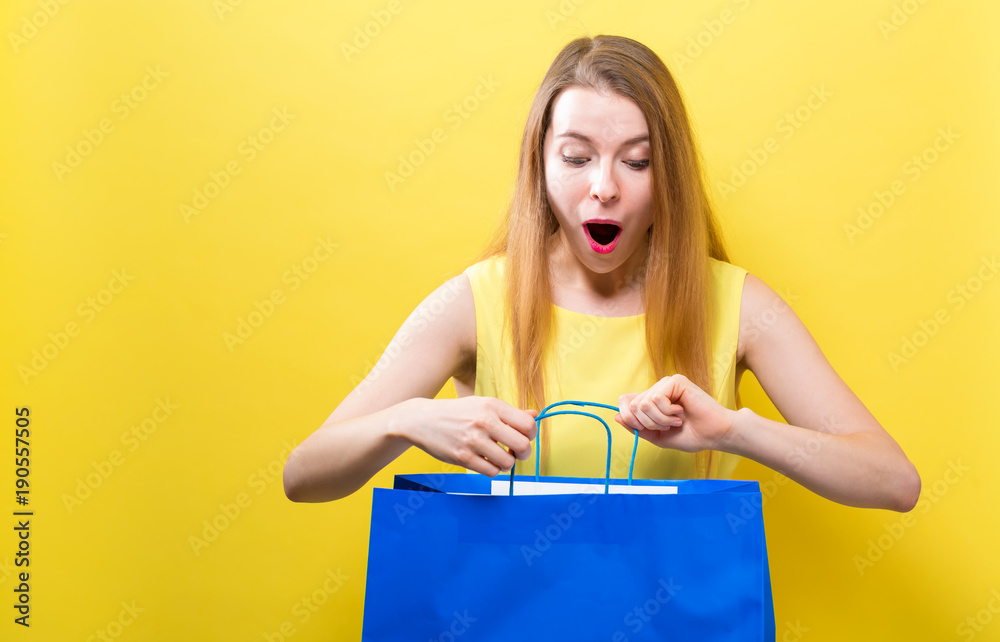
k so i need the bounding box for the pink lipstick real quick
[583,219,622,254]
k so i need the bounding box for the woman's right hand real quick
[394,396,539,477]
[285,273,530,502]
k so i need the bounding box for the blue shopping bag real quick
[362,401,775,641]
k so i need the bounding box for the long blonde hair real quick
[473,35,730,478]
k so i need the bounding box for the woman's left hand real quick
[615,374,737,453]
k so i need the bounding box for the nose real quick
[590,161,619,203]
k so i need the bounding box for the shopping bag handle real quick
[507,400,640,496]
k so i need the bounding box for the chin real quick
[579,250,625,272]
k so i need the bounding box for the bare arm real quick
[282,272,537,503]
[616,273,921,512]
[723,273,921,511]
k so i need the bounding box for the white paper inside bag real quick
[491,480,678,496]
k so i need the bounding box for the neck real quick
[547,229,648,302]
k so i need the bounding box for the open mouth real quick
[583,221,622,254]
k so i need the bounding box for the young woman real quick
[283,35,920,510]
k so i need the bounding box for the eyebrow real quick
[555,130,650,146]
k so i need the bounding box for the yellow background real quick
[1,0,997,639]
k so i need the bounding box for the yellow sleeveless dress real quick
[462,254,748,480]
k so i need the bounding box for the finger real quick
[464,455,502,477]
[614,413,638,434]
[659,375,691,404]
[646,393,682,417]
[618,394,641,430]
[455,442,502,476]
[493,400,538,439]
[631,396,682,431]
[625,392,663,430]
[488,420,532,460]
[634,396,674,426]
[478,438,517,472]
[631,404,662,431]
[618,406,641,431]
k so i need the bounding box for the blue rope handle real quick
[506,400,641,495]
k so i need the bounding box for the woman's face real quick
[542,86,653,276]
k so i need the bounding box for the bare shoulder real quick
[398,270,477,370]
[735,271,798,365]
[326,270,478,424]
[428,271,477,366]
[732,270,893,441]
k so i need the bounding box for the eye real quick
[625,159,650,170]
[561,155,588,166]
